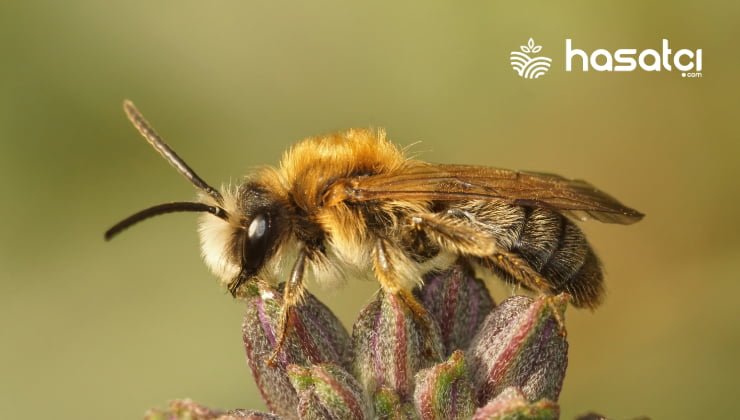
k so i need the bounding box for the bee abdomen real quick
[513,208,604,308]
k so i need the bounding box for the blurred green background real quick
[1,1,738,419]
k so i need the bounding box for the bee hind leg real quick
[267,248,308,366]
[483,250,569,336]
[411,213,569,336]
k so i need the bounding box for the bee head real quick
[198,181,286,296]
[105,100,285,297]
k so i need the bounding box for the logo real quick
[565,39,702,77]
[510,38,552,79]
[510,38,703,79]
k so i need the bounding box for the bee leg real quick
[372,239,442,359]
[410,213,568,335]
[268,247,308,366]
[487,251,568,336]
[408,213,497,257]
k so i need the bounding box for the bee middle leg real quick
[268,247,308,365]
[372,239,442,359]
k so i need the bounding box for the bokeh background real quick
[1,2,738,419]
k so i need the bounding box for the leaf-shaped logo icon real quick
[510,37,552,79]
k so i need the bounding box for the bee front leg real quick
[268,247,307,366]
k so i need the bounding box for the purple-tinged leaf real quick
[472,387,559,420]
[145,399,282,420]
[243,284,352,419]
[468,295,568,404]
[352,290,444,407]
[373,387,418,420]
[288,363,372,420]
[419,263,495,356]
[414,350,475,420]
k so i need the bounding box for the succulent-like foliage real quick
[146,265,613,419]
[145,399,280,419]
[418,263,495,356]
[414,350,475,420]
[352,289,444,406]
[241,285,352,418]
[472,387,559,420]
[288,363,372,419]
[467,295,568,404]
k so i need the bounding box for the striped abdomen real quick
[460,201,604,308]
[510,207,603,308]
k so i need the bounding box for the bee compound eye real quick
[243,213,271,272]
[248,213,267,240]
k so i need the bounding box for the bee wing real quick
[341,163,644,224]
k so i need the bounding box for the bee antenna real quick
[122,100,224,204]
[105,202,228,241]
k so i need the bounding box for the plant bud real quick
[288,363,372,420]
[144,399,282,420]
[243,284,352,419]
[413,350,475,420]
[468,294,569,404]
[472,387,559,420]
[418,264,495,356]
[352,290,444,408]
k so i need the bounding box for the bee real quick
[107,100,643,358]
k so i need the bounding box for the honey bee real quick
[107,100,643,357]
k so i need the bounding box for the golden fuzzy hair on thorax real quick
[277,128,406,212]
